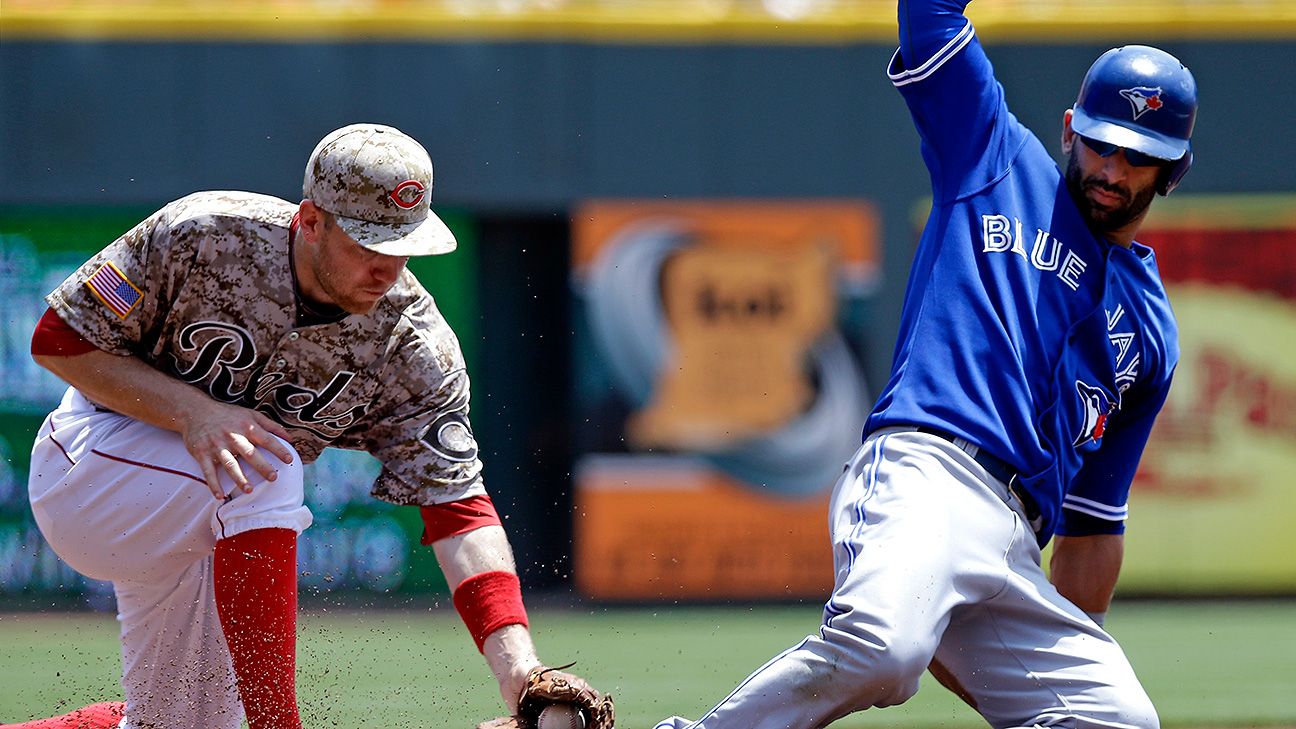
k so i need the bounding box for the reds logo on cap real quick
[1119,86,1164,120]
[389,179,427,210]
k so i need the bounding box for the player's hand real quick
[477,663,616,729]
[181,401,295,499]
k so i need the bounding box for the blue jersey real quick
[865,0,1179,545]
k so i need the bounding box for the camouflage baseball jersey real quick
[46,190,485,506]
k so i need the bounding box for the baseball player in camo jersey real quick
[12,124,609,729]
[657,1,1196,728]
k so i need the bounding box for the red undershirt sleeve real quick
[31,307,101,356]
[419,494,502,545]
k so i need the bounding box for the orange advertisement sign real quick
[574,458,834,601]
[570,199,878,601]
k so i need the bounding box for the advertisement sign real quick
[1120,198,1296,593]
[571,200,880,600]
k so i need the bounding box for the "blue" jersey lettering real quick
[981,214,1089,290]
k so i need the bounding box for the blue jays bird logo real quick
[1119,86,1164,120]
[1074,380,1118,447]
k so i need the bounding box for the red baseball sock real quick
[0,701,125,728]
[214,528,302,729]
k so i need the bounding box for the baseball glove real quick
[475,664,615,729]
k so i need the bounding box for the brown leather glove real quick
[475,664,615,729]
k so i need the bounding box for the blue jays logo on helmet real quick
[1073,380,1118,447]
[1119,86,1164,119]
[1071,45,1198,194]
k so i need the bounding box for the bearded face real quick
[1064,145,1161,236]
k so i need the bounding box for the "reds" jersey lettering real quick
[171,321,370,438]
[254,370,369,439]
[171,321,259,403]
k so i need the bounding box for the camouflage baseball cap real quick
[303,123,456,256]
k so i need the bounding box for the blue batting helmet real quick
[1071,45,1197,195]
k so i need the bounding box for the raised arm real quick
[891,0,1020,202]
[898,0,974,67]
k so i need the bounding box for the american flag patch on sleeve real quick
[85,261,144,319]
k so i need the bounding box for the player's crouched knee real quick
[1086,678,1159,729]
[213,440,313,537]
[1113,691,1160,729]
[864,647,927,707]
[1024,691,1158,729]
[814,626,927,708]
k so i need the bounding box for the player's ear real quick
[1060,109,1076,155]
[298,201,324,244]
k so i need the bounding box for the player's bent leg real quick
[931,511,1159,729]
[655,430,1024,729]
[661,625,937,729]
[28,389,310,582]
[209,454,310,729]
[205,450,310,729]
[27,405,224,584]
[214,528,303,729]
[28,390,313,729]
[935,627,1159,728]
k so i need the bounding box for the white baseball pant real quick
[27,388,313,729]
[655,427,1158,729]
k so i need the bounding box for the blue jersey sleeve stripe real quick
[1062,495,1129,521]
[888,19,975,88]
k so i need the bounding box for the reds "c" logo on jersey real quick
[389,180,426,209]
